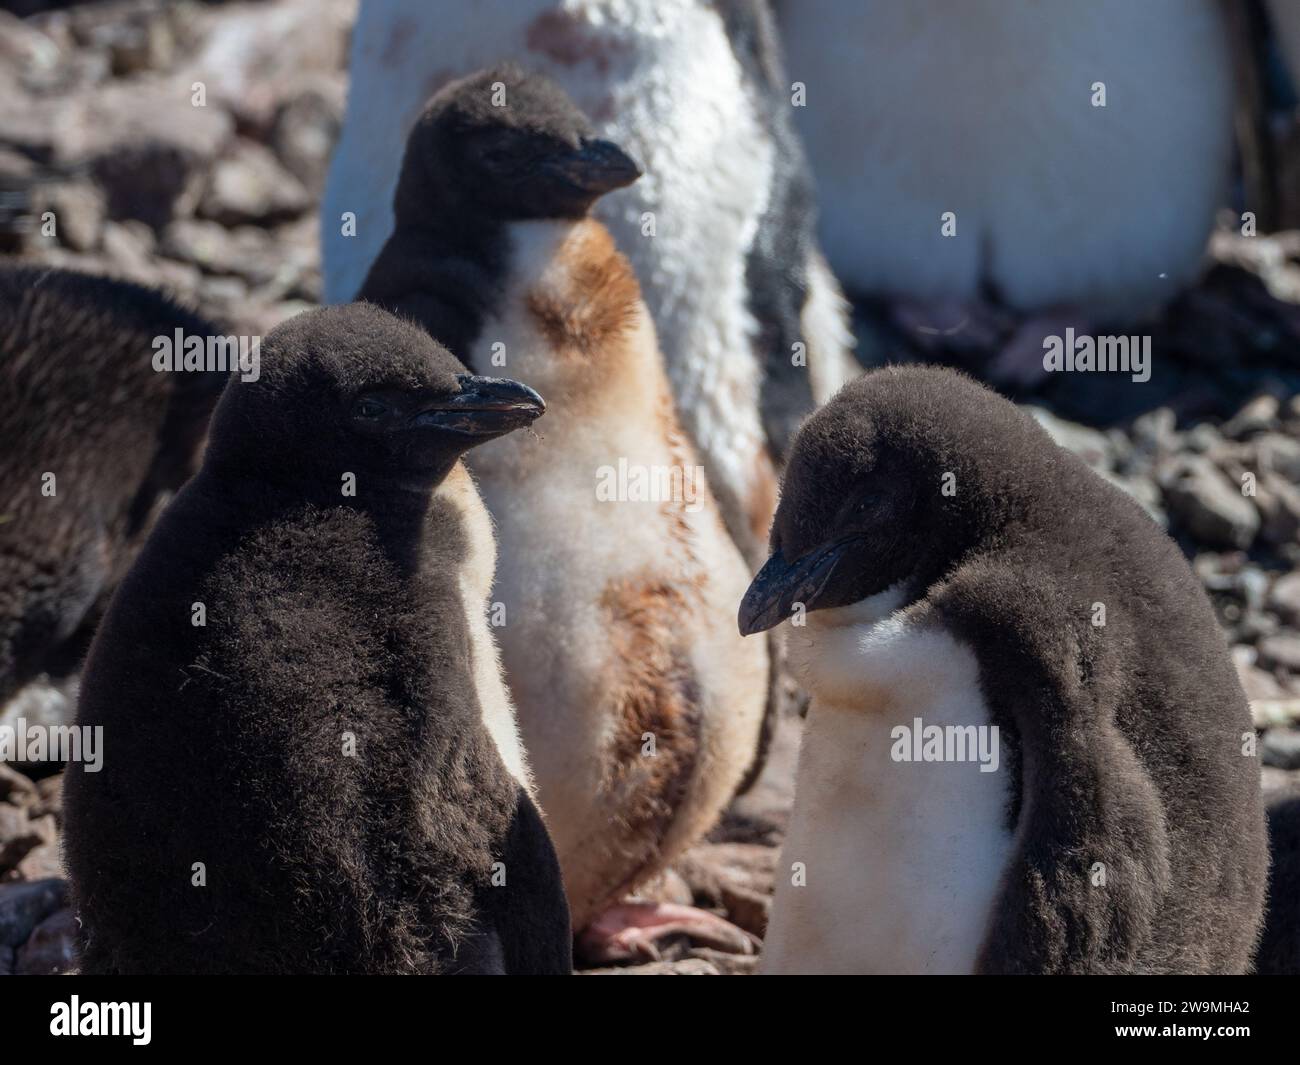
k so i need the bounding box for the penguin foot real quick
[575,901,760,965]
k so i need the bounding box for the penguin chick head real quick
[395,63,642,223]
[205,303,545,491]
[739,366,1039,635]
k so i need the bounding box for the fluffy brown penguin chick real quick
[740,365,1268,974]
[63,303,571,974]
[0,265,227,731]
[359,66,769,963]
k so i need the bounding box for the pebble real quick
[1161,455,1260,549]
[0,878,67,948]
[1260,634,1300,673]
[15,906,78,975]
[1270,572,1300,625]
[1263,730,1300,771]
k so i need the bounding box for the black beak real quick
[548,137,642,195]
[737,538,861,637]
[411,374,546,437]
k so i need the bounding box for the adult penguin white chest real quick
[324,0,857,562]
[739,366,1268,975]
[776,0,1235,322]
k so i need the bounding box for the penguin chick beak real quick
[547,138,642,195]
[410,374,546,437]
[737,538,859,636]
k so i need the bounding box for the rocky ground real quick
[1,0,1298,974]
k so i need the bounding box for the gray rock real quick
[580,957,720,976]
[1234,646,1289,701]
[182,0,353,129]
[0,764,37,807]
[1270,572,1300,625]
[1257,474,1300,549]
[65,80,234,228]
[34,181,105,253]
[1237,611,1280,644]
[1259,633,1300,673]
[1162,455,1260,549]
[1185,422,1223,454]
[1253,697,1300,729]
[0,944,12,975]
[99,219,159,283]
[1222,394,1281,440]
[1129,407,1179,457]
[0,878,66,947]
[15,906,78,975]
[269,81,344,192]
[30,773,63,825]
[198,274,249,315]
[7,841,64,883]
[160,218,279,286]
[71,2,177,77]
[687,948,761,975]
[1262,729,1300,770]
[198,139,310,226]
[1258,433,1300,483]
[0,804,46,871]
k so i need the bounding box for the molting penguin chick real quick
[360,68,769,955]
[740,366,1268,974]
[325,0,859,564]
[63,303,570,974]
[0,265,226,732]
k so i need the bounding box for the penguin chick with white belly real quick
[359,67,769,959]
[64,304,569,974]
[739,367,1268,974]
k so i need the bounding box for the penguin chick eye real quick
[352,397,389,420]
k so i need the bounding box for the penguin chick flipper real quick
[486,789,574,975]
[935,568,1173,975]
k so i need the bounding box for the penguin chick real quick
[0,265,227,729]
[63,303,571,975]
[359,68,769,948]
[740,366,1267,974]
[776,0,1234,322]
[324,0,860,564]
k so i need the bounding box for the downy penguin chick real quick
[740,366,1268,974]
[63,303,571,974]
[0,264,227,732]
[359,67,769,956]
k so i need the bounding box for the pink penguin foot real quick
[576,901,760,965]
